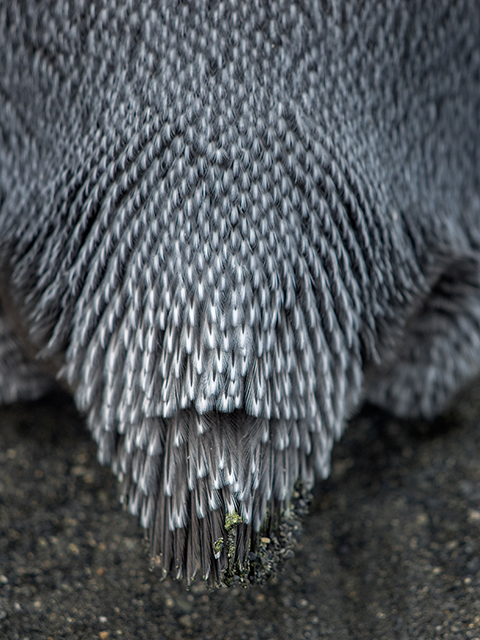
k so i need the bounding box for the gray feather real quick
[0,0,479,584]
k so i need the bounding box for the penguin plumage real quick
[0,0,479,584]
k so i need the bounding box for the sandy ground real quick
[2,383,480,640]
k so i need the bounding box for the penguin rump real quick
[1,1,479,585]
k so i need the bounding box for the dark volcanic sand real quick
[2,384,480,640]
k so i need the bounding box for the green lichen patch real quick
[213,537,224,559]
[225,511,243,532]
[220,510,250,587]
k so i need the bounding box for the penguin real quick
[0,0,479,584]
